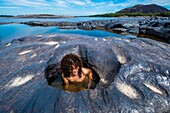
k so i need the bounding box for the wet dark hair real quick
[60,54,83,78]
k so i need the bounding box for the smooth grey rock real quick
[0,34,169,113]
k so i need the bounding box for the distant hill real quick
[117,4,169,13]
[90,4,170,17]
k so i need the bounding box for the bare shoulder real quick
[82,67,92,75]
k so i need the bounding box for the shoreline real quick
[0,16,169,44]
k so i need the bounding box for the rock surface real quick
[139,17,170,42]
[0,34,170,113]
[20,17,170,43]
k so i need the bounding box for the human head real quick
[60,54,82,77]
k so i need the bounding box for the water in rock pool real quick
[50,76,96,92]
[44,62,100,92]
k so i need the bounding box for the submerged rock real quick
[0,34,169,113]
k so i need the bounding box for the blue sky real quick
[0,0,170,16]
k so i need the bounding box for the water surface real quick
[0,24,134,43]
[0,17,141,43]
[0,17,144,23]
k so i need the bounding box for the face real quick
[69,65,79,76]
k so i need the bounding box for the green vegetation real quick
[90,12,170,17]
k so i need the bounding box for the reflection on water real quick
[0,17,146,43]
[0,24,123,43]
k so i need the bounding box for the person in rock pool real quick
[60,54,93,92]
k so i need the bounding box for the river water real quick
[0,17,140,43]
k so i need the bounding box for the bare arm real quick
[88,70,93,89]
[62,74,69,89]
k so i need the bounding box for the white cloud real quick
[1,0,169,15]
[63,11,102,16]
[2,0,170,8]
[3,0,169,10]
[54,1,69,8]
[52,0,91,7]
[66,0,87,6]
[107,0,170,12]
[4,0,50,7]
[142,0,170,6]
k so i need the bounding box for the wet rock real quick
[105,22,126,29]
[164,21,170,28]
[20,17,169,43]
[77,20,108,29]
[77,20,139,30]
[21,21,77,27]
[139,17,170,42]
[21,19,140,36]
[127,27,139,34]
[0,34,169,113]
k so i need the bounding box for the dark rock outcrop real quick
[21,19,141,30]
[117,4,170,14]
[20,17,170,43]
[105,22,126,29]
[20,21,77,27]
[77,20,112,29]
[139,17,170,42]
[0,34,169,113]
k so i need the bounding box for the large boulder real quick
[139,17,170,42]
[0,34,169,113]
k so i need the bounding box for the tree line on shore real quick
[90,12,170,17]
